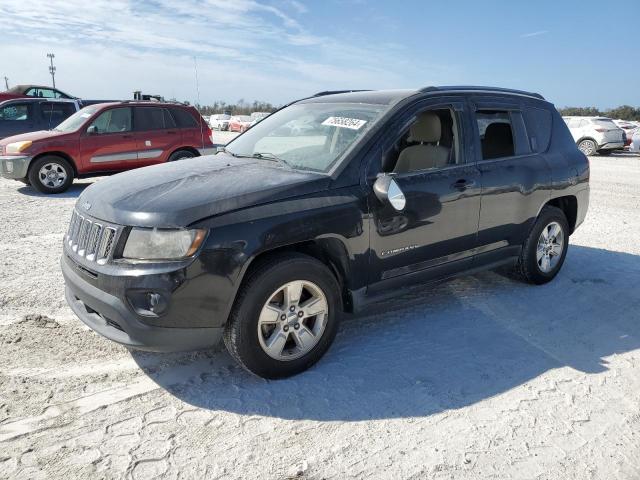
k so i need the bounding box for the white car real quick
[209,113,231,131]
[563,116,625,155]
[630,129,640,153]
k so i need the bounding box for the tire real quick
[516,205,569,285]
[577,139,597,156]
[28,155,74,194]
[167,150,196,162]
[224,253,341,379]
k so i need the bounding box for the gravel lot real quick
[1,151,639,479]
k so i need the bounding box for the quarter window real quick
[88,107,132,133]
[476,111,515,160]
[0,103,30,121]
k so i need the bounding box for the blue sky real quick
[1,0,637,108]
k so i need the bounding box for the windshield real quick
[54,105,99,132]
[225,102,386,173]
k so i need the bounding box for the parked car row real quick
[209,111,271,132]
[0,101,215,193]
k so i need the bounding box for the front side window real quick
[88,107,132,134]
[225,102,386,173]
[385,108,460,174]
[476,111,515,160]
[0,103,30,121]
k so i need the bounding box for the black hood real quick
[77,155,331,227]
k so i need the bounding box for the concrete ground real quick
[0,152,639,479]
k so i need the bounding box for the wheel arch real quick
[542,195,578,234]
[30,151,78,178]
[576,136,600,149]
[169,146,200,158]
[238,238,352,313]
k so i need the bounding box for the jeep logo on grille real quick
[82,201,91,211]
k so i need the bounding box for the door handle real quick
[167,130,177,135]
[451,179,475,191]
[121,134,132,139]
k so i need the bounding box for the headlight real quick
[122,228,207,260]
[5,141,32,154]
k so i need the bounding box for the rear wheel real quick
[167,150,196,162]
[578,139,597,156]
[223,253,341,379]
[516,206,569,284]
[28,156,74,194]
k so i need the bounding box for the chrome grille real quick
[66,210,119,264]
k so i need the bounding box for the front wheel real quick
[28,156,74,194]
[516,206,569,284]
[223,253,341,379]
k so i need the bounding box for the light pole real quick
[47,53,56,88]
[3,76,8,90]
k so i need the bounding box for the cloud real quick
[0,0,453,105]
[520,30,548,38]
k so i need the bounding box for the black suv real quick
[61,86,589,379]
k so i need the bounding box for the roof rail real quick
[312,89,372,97]
[419,85,545,100]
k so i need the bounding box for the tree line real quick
[193,99,279,116]
[559,105,640,121]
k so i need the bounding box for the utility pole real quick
[3,76,8,90]
[47,53,56,88]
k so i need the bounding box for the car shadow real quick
[17,182,94,198]
[131,245,640,421]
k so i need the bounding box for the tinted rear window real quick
[135,107,176,130]
[523,106,553,152]
[170,107,198,128]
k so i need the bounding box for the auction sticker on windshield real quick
[322,116,367,130]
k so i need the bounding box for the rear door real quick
[470,96,552,265]
[0,101,37,138]
[79,107,137,172]
[133,106,181,166]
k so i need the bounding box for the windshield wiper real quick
[252,152,293,168]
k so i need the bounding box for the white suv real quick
[563,116,625,155]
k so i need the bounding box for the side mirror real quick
[373,174,406,211]
[86,125,98,135]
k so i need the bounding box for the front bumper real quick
[61,254,223,352]
[0,155,31,179]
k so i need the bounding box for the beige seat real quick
[394,112,450,173]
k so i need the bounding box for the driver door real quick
[367,99,482,295]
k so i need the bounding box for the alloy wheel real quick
[536,221,564,273]
[257,280,328,361]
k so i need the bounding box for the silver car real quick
[209,113,231,131]
[563,116,625,155]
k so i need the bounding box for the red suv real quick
[0,101,215,193]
